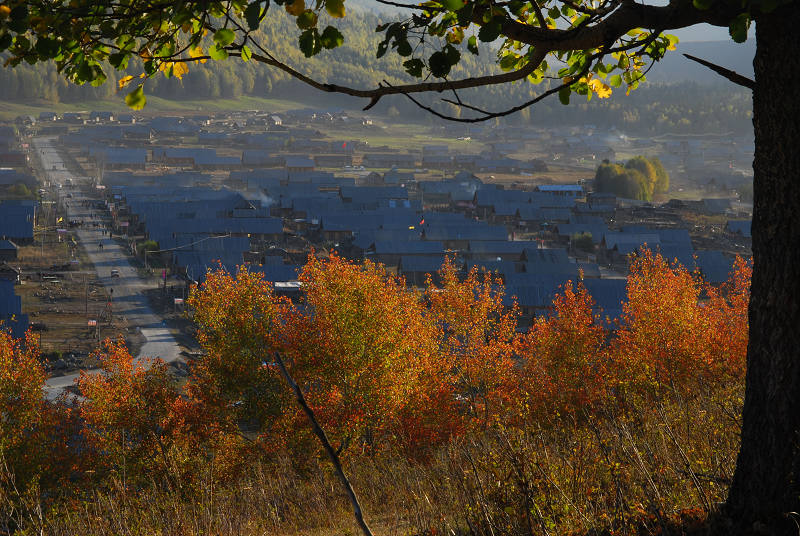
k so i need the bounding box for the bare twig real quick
[270,352,374,536]
[683,53,755,89]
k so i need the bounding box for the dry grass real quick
[14,386,740,536]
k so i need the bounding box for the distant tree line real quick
[594,156,669,201]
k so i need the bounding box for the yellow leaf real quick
[172,62,189,80]
[117,75,134,90]
[588,78,612,98]
[285,0,305,16]
[446,27,464,44]
[326,0,345,18]
[189,46,207,64]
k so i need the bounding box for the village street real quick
[32,137,184,398]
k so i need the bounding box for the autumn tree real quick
[426,260,519,429]
[519,281,608,418]
[2,0,798,528]
[77,339,188,488]
[188,259,455,459]
[186,265,288,460]
[0,332,47,495]
[612,249,746,398]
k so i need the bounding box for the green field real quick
[0,95,318,121]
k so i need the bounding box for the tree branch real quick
[270,352,374,536]
[683,53,755,89]
[245,50,542,110]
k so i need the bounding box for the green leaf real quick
[125,86,146,110]
[90,70,107,87]
[298,28,320,57]
[108,53,128,69]
[608,74,622,87]
[478,18,503,42]
[213,28,236,47]
[8,5,29,33]
[209,44,229,60]
[34,37,59,59]
[320,26,344,49]
[296,9,318,29]
[441,0,466,11]
[728,13,750,43]
[499,53,518,71]
[456,3,474,25]
[241,44,252,61]
[467,35,478,55]
[428,51,451,77]
[558,85,570,105]
[692,0,713,9]
[444,44,460,65]
[403,58,424,77]
[397,39,412,56]
[0,33,13,53]
[244,1,265,30]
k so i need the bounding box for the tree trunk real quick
[725,2,800,533]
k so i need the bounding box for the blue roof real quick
[517,206,572,222]
[583,279,627,320]
[468,241,539,255]
[727,220,751,238]
[603,232,661,253]
[374,241,444,255]
[424,224,508,242]
[622,226,692,247]
[0,202,34,240]
[340,186,409,202]
[249,264,303,282]
[399,255,447,274]
[694,250,734,284]
[523,248,570,264]
[465,260,517,275]
[537,184,583,193]
[529,192,577,208]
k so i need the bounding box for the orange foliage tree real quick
[612,250,748,399]
[0,332,49,490]
[519,281,608,419]
[274,255,446,456]
[425,260,519,429]
[187,266,287,464]
[77,339,188,488]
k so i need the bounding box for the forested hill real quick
[0,8,752,134]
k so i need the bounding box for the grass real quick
[14,388,739,536]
